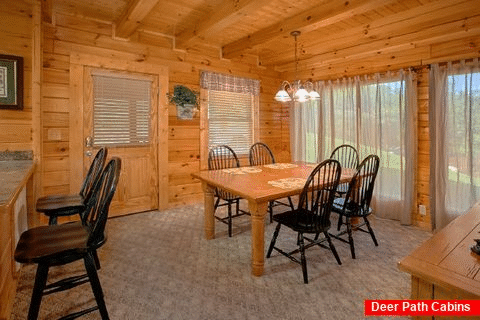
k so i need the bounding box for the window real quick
[359,80,406,202]
[207,90,254,155]
[289,100,320,163]
[291,71,416,224]
[92,72,152,146]
[319,79,357,161]
[430,61,480,229]
[445,72,480,212]
[200,71,260,157]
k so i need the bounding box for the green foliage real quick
[169,85,199,107]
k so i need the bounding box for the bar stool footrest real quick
[58,306,99,320]
[44,273,89,296]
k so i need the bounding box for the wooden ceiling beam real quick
[115,0,161,39]
[175,0,271,49]
[222,0,399,59]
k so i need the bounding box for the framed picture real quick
[0,54,23,110]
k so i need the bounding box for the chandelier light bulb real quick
[274,89,292,102]
[293,88,309,102]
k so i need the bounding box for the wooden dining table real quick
[192,162,355,277]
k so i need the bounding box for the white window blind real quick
[208,90,253,155]
[92,73,151,146]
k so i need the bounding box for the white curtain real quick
[430,59,480,230]
[357,71,417,224]
[317,78,358,160]
[291,70,417,224]
[289,99,320,163]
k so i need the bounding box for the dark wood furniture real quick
[398,202,480,320]
[36,147,107,225]
[330,144,359,196]
[331,154,380,259]
[14,158,121,320]
[266,159,342,283]
[208,145,248,237]
[249,142,295,222]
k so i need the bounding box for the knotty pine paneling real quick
[40,12,284,209]
[0,3,33,152]
[414,68,431,229]
[3,3,479,229]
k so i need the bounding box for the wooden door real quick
[83,67,159,217]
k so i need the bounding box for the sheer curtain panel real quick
[289,99,320,163]
[429,59,480,230]
[308,70,417,224]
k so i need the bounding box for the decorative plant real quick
[169,85,199,108]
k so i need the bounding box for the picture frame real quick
[0,54,23,110]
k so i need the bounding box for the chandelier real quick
[274,31,320,103]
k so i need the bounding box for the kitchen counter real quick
[0,152,35,320]
[0,160,35,207]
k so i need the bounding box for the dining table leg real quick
[202,183,215,240]
[248,200,268,276]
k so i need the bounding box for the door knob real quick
[85,136,93,148]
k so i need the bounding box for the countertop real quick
[398,201,480,298]
[0,160,35,207]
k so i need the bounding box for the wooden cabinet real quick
[0,160,34,320]
[398,203,480,320]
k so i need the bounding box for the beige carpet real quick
[10,203,431,320]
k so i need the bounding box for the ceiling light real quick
[274,31,320,103]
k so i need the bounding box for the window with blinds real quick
[208,90,254,155]
[92,73,151,146]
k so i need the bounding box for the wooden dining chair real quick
[249,142,295,222]
[330,154,380,259]
[14,157,121,320]
[330,144,359,196]
[208,145,249,237]
[266,159,342,284]
[36,147,108,225]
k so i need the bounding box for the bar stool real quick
[36,147,107,225]
[14,157,121,320]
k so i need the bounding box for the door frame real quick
[69,53,169,210]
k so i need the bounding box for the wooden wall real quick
[2,1,480,230]
[416,67,431,229]
[39,12,287,209]
[0,1,33,151]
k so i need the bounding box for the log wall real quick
[40,13,287,209]
[0,1,33,151]
[2,1,480,229]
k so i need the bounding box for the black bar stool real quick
[15,158,121,320]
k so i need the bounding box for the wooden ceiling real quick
[46,0,480,76]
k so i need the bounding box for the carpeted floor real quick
[10,203,431,320]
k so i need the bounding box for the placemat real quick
[222,167,263,174]
[267,177,306,189]
[263,163,298,169]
